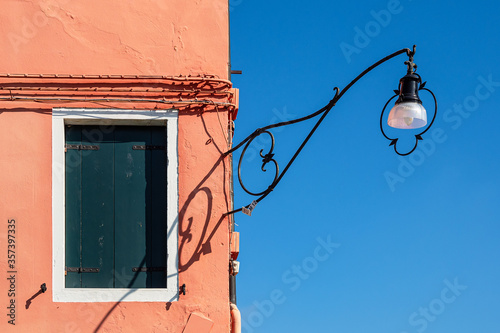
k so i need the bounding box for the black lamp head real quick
[387,73,427,129]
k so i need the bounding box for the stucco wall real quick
[0,1,232,332]
[0,0,229,76]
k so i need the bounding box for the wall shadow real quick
[93,108,231,331]
[93,257,146,332]
[25,283,47,309]
[177,110,230,272]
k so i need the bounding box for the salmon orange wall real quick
[0,0,229,76]
[0,1,232,332]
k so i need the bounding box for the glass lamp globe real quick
[387,101,427,129]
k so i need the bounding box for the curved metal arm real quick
[225,45,423,215]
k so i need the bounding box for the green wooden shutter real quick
[114,127,150,288]
[80,126,114,288]
[150,127,168,288]
[65,125,167,288]
[65,126,83,288]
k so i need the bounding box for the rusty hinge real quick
[131,267,167,272]
[65,267,100,273]
[65,144,99,151]
[132,145,165,151]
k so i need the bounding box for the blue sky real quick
[229,0,500,332]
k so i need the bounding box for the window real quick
[52,109,178,302]
[65,125,168,288]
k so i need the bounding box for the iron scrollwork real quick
[237,130,279,197]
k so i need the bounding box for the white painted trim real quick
[52,108,179,302]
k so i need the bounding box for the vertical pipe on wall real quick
[230,302,242,333]
[229,274,236,304]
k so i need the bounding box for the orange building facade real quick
[0,1,238,332]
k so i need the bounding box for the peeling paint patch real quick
[38,1,159,73]
[183,312,214,333]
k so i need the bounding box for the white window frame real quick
[52,108,179,302]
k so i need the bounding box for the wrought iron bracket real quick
[224,45,437,215]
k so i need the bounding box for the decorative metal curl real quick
[380,81,438,156]
[237,130,279,196]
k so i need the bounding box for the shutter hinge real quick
[65,144,99,151]
[65,267,100,273]
[132,145,165,151]
[131,267,167,272]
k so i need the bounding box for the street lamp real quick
[225,45,437,216]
